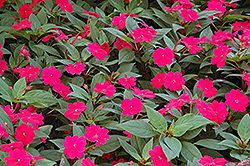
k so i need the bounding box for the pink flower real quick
[114,38,133,51]
[196,100,215,120]
[17,109,44,130]
[0,142,24,153]
[169,93,190,110]
[82,9,100,18]
[132,27,154,43]
[0,44,3,58]
[210,30,235,46]
[232,21,250,32]
[41,66,62,86]
[15,124,35,145]
[243,71,250,86]
[132,87,155,99]
[111,13,127,30]
[56,0,74,13]
[225,89,249,112]
[164,72,185,91]
[53,82,72,100]
[182,36,202,54]
[5,148,33,166]
[100,42,110,54]
[26,105,37,113]
[180,9,199,22]
[148,145,172,166]
[19,46,30,60]
[111,159,125,165]
[118,74,136,89]
[64,101,88,120]
[81,158,99,166]
[0,0,4,8]
[198,155,228,166]
[1,105,17,124]
[151,72,167,89]
[81,25,90,37]
[0,123,8,138]
[84,124,110,146]
[152,47,174,67]
[121,97,143,116]
[94,81,116,97]
[123,131,132,139]
[196,78,217,98]
[0,60,8,75]
[211,45,232,68]
[63,135,86,159]
[88,42,108,60]
[211,100,228,125]
[179,0,193,9]
[204,1,226,18]
[18,4,33,19]
[18,65,40,83]
[65,62,86,75]
[32,0,48,6]
[12,19,32,30]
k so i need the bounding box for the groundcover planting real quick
[1,0,250,165]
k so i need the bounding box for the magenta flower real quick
[0,44,3,58]
[152,47,174,67]
[15,124,35,145]
[210,30,235,46]
[196,78,217,98]
[168,93,190,110]
[81,158,99,166]
[180,9,199,22]
[63,135,86,159]
[132,27,154,43]
[12,19,32,30]
[211,45,232,68]
[164,72,185,91]
[55,0,74,13]
[65,62,86,75]
[94,81,116,97]
[132,87,155,99]
[148,145,172,166]
[182,36,202,54]
[19,46,30,60]
[82,9,100,18]
[225,89,249,112]
[1,105,17,124]
[121,97,143,116]
[84,124,110,146]
[17,109,44,130]
[41,66,62,86]
[198,155,228,166]
[151,72,167,89]
[196,100,215,120]
[64,101,88,120]
[5,148,33,166]
[32,0,48,6]
[211,100,228,125]
[88,42,108,60]
[111,13,127,30]
[243,71,250,86]
[204,1,226,18]
[0,60,8,75]
[53,82,72,100]
[114,38,133,51]
[18,4,33,19]
[0,142,24,153]
[118,74,136,89]
[0,123,8,138]
[18,65,40,83]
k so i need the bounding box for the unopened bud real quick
[25,86,33,90]
[97,105,105,111]
[9,86,13,90]
[236,141,241,145]
[91,146,96,150]
[83,84,88,90]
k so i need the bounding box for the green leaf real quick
[0,78,12,101]
[63,42,80,60]
[13,77,27,99]
[172,23,184,33]
[160,140,177,162]
[125,16,139,34]
[20,90,58,108]
[90,21,100,43]
[35,159,56,166]
[8,30,30,40]
[0,106,14,134]
[181,141,202,162]
[194,139,227,150]
[35,44,60,56]
[108,0,125,12]
[237,114,250,143]
[73,124,85,137]
[90,73,106,93]
[200,26,213,38]
[119,138,141,161]
[69,83,89,100]
[98,135,126,153]
[66,12,84,30]
[102,28,130,43]
[164,137,182,159]
[118,48,135,64]
[145,105,167,133]
[50,139,65,149]
[29,13,41,31]
[118,120,156,138]
[230,150,249,161]
[142,138,153,161]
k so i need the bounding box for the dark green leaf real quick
[119,138,141,161]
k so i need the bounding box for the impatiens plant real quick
[1,0,250,165]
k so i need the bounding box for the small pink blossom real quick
[94,81,116,97]
[41,66,62,86]
[196,78,217,98]
[180,9,199,22]
[64,101,88,120]
[56,0,74,13]
[211,45,232,68]
[82,9,100,18]
[152,47,174,67]
[111,13,127,30]
[0,60,8,75]
[198,155,228,166]
[84,124,110,146]
[19,46,30,60]
[15,124,35,145]
[81,158,99,166]
[88,42,108,60]
[53,82,72,100]
[32,0,48,6]
[114,38,133,51]
[0,123,8,138]
[211,100,228,125]
[18,65,40,83]
[164,72,185,91]
[12,19,32,30]
[225,89,249,112]
[149,145,172,166]
[121,97,143,116]
[63,135,86,159]
[5,148,33,166]
[17,109,44,130]
[0,142,24,153]
[65,62,86,75]
[132,27,155,43]
[18,4,33,19]
[1,105,17,124]
[118,74,136,89]
[182,36,202,54]
[111,159,125,165]
[151,72,167,89]
[132,87,155,99]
